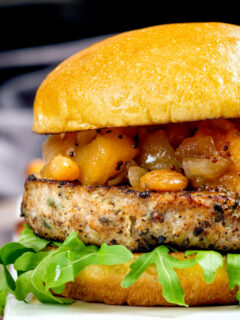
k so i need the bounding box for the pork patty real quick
[21,175,240,252]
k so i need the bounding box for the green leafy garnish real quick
[0,265,15,316]
[18,226,50,252]
[0,227,132,312]
[227,254,240,301]
[121,246,196,306]
[14,251,49,272]
[1,226,240,313]
[0,242,30,266]
[186,250,223,283]
[0,226,51,314]
[0,287,6,316]
[15,232,132,304]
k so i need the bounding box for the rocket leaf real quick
[18,226,50,252]
[2,226,240,313]
[15,232,132,304]
[14,251,49,272]
[121,246,196,306]
[227,254,240,301]
[186,250,223,283]
[0,265,15,316]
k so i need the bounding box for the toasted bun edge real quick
[61,252,237,306]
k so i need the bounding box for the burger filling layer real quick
[40,119,240,195]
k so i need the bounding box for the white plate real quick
[4,295,240,320]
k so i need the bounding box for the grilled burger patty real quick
[22,175,240,252]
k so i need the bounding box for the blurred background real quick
[0,0,239,245]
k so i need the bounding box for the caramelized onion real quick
[137,130,181,172]
[176,135,217,160]
[108,171,127,186]
[77,130,97,146]
[182,156,230,187]
[128,166,147,189]
[42,135,65,163]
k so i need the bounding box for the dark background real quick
[0,1,237,51]
[1,1,239,53]
[1,0,239,85]
[0,0,239,197]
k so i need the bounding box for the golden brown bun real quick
[61,252,237,306]
[34,22,240,134]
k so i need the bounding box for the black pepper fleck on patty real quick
[194,227,204,236]
[139,191,151,199]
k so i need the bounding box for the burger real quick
[1,22,240,312]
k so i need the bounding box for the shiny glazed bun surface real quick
[34,22,240,133]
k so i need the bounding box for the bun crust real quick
[34,22,240,134]
[61,252,237,306]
